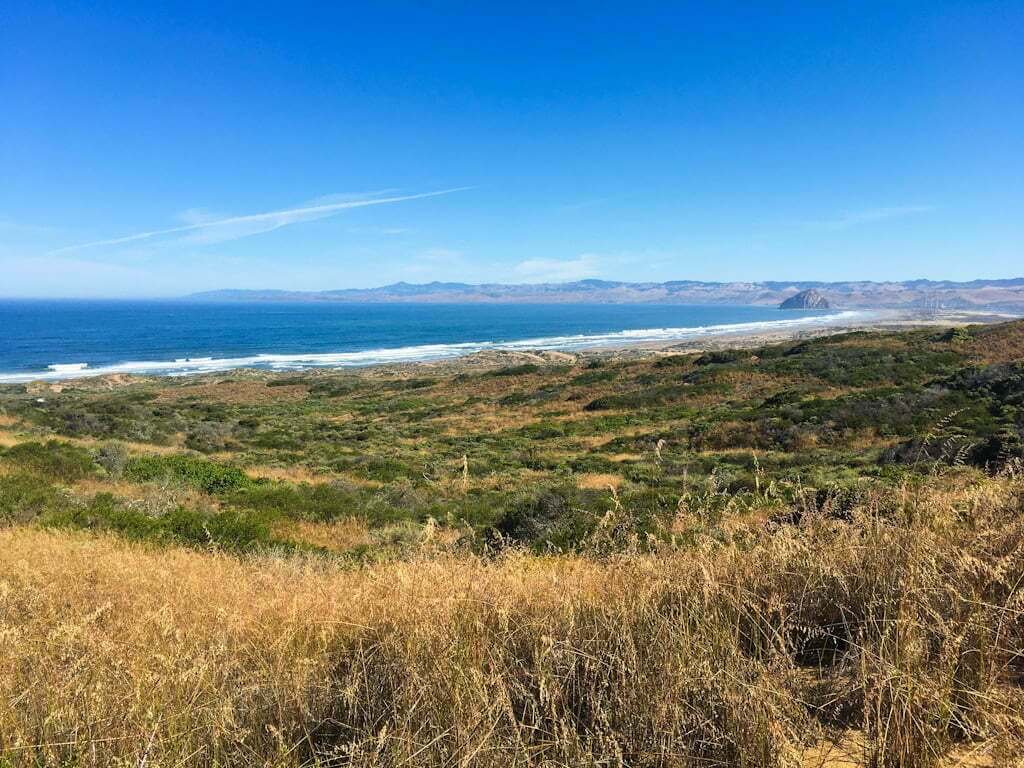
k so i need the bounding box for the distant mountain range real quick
[189,278,1024,310]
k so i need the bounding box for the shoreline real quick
[376,308,1011,375]
[2,308,1016,386]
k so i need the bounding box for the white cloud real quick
[513,254,601,282]
[47,187,472,254]
[175,208,229,226]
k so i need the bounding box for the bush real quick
[570,369,619,385]
[0,472,61,524]
[185,421,238,453]
[487,364,540,377]
[694,349,747,366]
[490,485,600,551]
[1,440,95,483]
[44,493,281,552]
[95,442,130,478]
[124,455,253,494]
[231,481,360,523]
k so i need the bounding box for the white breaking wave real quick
[0,311,868,383]
[46,363,90,373]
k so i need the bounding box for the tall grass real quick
[0,473,1022,767]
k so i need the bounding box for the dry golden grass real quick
[576,472,624,490]
[608,452,644,463]
[965,320,1024,364]
[244,465,343,485]
[60,433,186,455]
[1,471,1022,767]
[270,517,373,552]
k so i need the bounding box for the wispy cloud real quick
[47,187,472,255]
[513,254,600,282]
[801,205,935,231]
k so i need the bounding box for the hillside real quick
[1,320,1022,765]
[190,277,1024,310]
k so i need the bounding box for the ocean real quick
[0,300,858,383]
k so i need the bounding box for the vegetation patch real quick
[1,440,96,483]
[124,454,254,494]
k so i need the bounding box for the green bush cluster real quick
[43,492,286,553]
[1,440,95,483]
[124,455,254,494]
[0,472,61,524]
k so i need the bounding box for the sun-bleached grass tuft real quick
[1,474,1022,767]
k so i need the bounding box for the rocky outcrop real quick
[779,289,831,309]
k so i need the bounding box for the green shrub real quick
[653,354,694,368]
[95,442,130,478]
[124,455,253,494]
[2,440,95,482]
[184,421,238,453]
[487,364,540,377]
[0,472,61,524]
[44,493,281,552]
[500,388,561,407]
[946,326,973,344]
[378,377,438,391]
[231,481,360,522]
[694,349,747,366]
[490,485,600,551]
[570,369,619,385]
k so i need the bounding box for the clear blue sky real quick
[1,1,1021,297]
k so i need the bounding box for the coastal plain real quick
[1,316,1023,766]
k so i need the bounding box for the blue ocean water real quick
[0,300,855,382]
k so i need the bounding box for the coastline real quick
[4,308,1015,388]
[372,308,1012,375]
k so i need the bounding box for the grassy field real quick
[1,321,1023,766]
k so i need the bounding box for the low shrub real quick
[124,455,253,494]
[490,484,598,550]
[0,472,61,524]
[44,493,282,552]
[487,364,540,377]
[1,440,95,483]
[231,481,360,523]
[95,441,130,478]
[570,369,619,385]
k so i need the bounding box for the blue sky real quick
[1,1,1021,297]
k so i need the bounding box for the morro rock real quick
[779,289,831,309]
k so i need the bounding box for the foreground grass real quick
[1,471,1022,767]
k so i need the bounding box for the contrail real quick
[47,187,472,254]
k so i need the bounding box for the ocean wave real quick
[0,310,868,383]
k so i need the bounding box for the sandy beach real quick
[374,308,1018,375]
